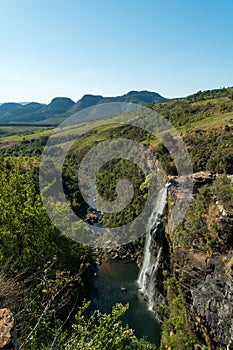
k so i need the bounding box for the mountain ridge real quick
[0,90,167,125]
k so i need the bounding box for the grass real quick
[190,96,231,107]
[180,111,233,131]
[0,126,53,146]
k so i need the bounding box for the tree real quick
[64,301,157,350]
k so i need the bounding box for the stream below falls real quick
[90,260,161,346]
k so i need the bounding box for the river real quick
[90,260,161,346]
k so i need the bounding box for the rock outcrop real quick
[171,249,233,348]
[93,242,141,265]
[0,308,19,349]
[191,254,233,348]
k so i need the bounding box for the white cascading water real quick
[138,183,169,311]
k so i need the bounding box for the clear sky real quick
[0,0,233,103]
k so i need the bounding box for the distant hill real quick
[0,102,46,123]
[0,91,167,125]
[39,97,75,115]
[0,97,74,124]
[0,103,22,116]
[0,102,45,123]
[69,90,167,115]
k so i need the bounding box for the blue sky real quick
[0,0,233,103]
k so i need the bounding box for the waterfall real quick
[138,183,169,311]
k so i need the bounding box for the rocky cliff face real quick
[171,248,233,349]
[153,173,233,349]
[191,254,233,348]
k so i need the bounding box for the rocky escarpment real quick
[152,173,233,349]
[191,255,233,349]
[172,249,233,349]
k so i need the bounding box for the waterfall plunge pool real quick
[89,260,161,346]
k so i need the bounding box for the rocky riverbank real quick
[93,241,144,266]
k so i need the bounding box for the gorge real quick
[93,172,233,349]
[137,173,233,349]
[90,184,170,346]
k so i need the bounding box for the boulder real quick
[0,308,18,349]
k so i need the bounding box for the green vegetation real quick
[160,272,198,350]
[149,87,233,129]
[150,87,233,173]
[64,302,157,350]
[0,157,91,348]
[96,158,146,228]
[174,176,233,253]
[213,175,233,211]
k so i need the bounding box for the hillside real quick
[1,87,232,174]
[0,90,167,125]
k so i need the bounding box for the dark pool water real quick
[90,260,161,346]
